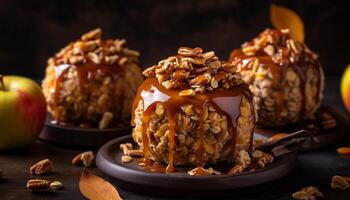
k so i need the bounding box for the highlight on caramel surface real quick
[228,29,324,127]
[270,4,305,43]
[42,28,143,128]
[132,47,255,174]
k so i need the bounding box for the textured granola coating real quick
[229,28,324,126]
[132,97,254,166]
[42,28,143,128]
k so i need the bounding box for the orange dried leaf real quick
[337,147,350,157]
[268,133,289,141]
[270,4,305,43]
[79,169,123,200]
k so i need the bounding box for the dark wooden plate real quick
[96,135,297,196]
[39,115,130,149]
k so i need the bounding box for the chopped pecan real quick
[127,149,144,157]
[292,186,324,200]
[72,151,95,167]
[228,165,244,175]
[187,167,221,176]
[121,155,133,163]
[81,28,102,41]
[27,179,62,192]
[120,143,133,155]
[50,181,63,190]
[331,175,350,190]
[48,28,139,70]
[142,47,245,93]
[30,159,53,175]
[69,56,84,64]
[179,89,195,97]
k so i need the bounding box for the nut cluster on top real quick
[143,47,244,96]
[237,28,318,67]
[48,28,139,67]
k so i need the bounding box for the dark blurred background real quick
[0,0,349,79]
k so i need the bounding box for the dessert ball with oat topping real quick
[132,47,256,168]
[42,28,143,129]
[229,29,324,127]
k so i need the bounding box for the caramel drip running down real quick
[132,78,253,173]
[52,61,125,125]
[229,45,321,121]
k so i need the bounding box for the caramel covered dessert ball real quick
[229,29,324,127]
[131,47,256,174]
[42,28,143,129]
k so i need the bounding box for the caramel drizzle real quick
[132,78,253,173]
[229,46,322,122]
[52,61,125,126]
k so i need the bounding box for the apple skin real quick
[341,65,350,112]
[0,76,47,150]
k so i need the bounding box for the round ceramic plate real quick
[39,115,130,149]
[96,135,298,196]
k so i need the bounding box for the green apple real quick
[0,75,47,150]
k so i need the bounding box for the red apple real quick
[0,75,47,150]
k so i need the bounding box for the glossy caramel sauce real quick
[132,78,254,174]
[51,40,127,126]
[229,36,322,121]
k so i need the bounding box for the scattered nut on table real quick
[50,181,63,190]
[30,159,53,175]
[292,186,324,200]
[331,175,350,190]
[72,151,95,167]
[26,179,62,192]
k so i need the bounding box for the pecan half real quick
[26,179,51,191]
[30,159,53,175]
[26,179,63,192]
[72,151,95,167]
[331,175,350,190]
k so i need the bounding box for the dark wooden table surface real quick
[1,76,350,200]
